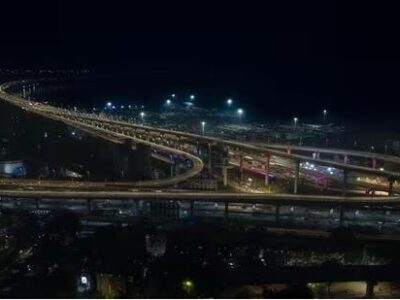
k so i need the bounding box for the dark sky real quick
[1,1,400,124]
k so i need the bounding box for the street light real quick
[323,109,327,122]
[171,94,176,98]
[182,279,194,294]
[106,101,112,107]
[293,117,298,129]
[166,99,171,105]
[201,121,206,134]
[140,111,145,121]
[227,98,233,106]
[237,108,244,122]
[189,94,195,100]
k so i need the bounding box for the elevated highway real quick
[1,78,400,198]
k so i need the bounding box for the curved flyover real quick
[1,79,400,195]
[0,80,204,187]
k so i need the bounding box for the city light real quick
[166,99,171,105]
[140,111,145,120]
[227,98,233,105]
[171,94,176,98]
[107,101,112,107]
[189,94,195,100]
[182,279,194,294]
[293,117,298,129]
[323,109,327,121]
[237,108,243,115]
[201,121,206,134]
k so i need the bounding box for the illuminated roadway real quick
[1,78,400,204]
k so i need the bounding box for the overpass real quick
[1,78,400,197]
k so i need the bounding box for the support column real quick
[196,142,200,156]
[87,199,92,213]
[190,200,194,217]
[264,155,270,186]
[275,204,280,223]
[293,160,300,194]
[388,177,394,196]
[372,157,377,169]
[343,154,348,164]
[207,143,212,173]
[365,281,376,298]
[224,202,229,218]
[170,163,176,177]
[222,167,228,187]
[342,169,349,196]
[135,200,141,216]
[239,152,244,183]
[339,205,345,227]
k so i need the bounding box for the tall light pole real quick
[293,117,298,130]
[201,121,206,134]
[190,95,195,100]
[237,108,244,122]
[323,109,327,122]
[227,98,233,106]
[166,99,171,106]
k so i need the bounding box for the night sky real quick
[1,1,400,124]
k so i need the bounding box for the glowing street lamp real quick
[166,99,171,105]
[189,94,195,100]
[171,94,176,98]
[237,108,244,122]
[323,109,327,122]
[140,111,145,121]
[227,98,233,106]
[106,101,112,107]
[182,279,194,294]
[293,117,298,129]
[201,121,206,134]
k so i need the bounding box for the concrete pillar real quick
[264,155,270,186]
[224,202,229,217]
[239,152,244,183]
[87,199,92,213]
[342,169,349,196]
[275,204,280,223]
[372,157,377,169]
[293,160,300,194]
[388,178,394,196]
[343,154,348,164]
[170,163,176,177]
[287,147,291,154]
[339,205,345,227]
[135,200,141,216]
[196,142,200,156]
[365,281,376,298]
[207,143,212,173]
[222,167,228,187]
[190,200,194,217]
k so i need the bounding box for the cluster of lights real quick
[163,95,244,116]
